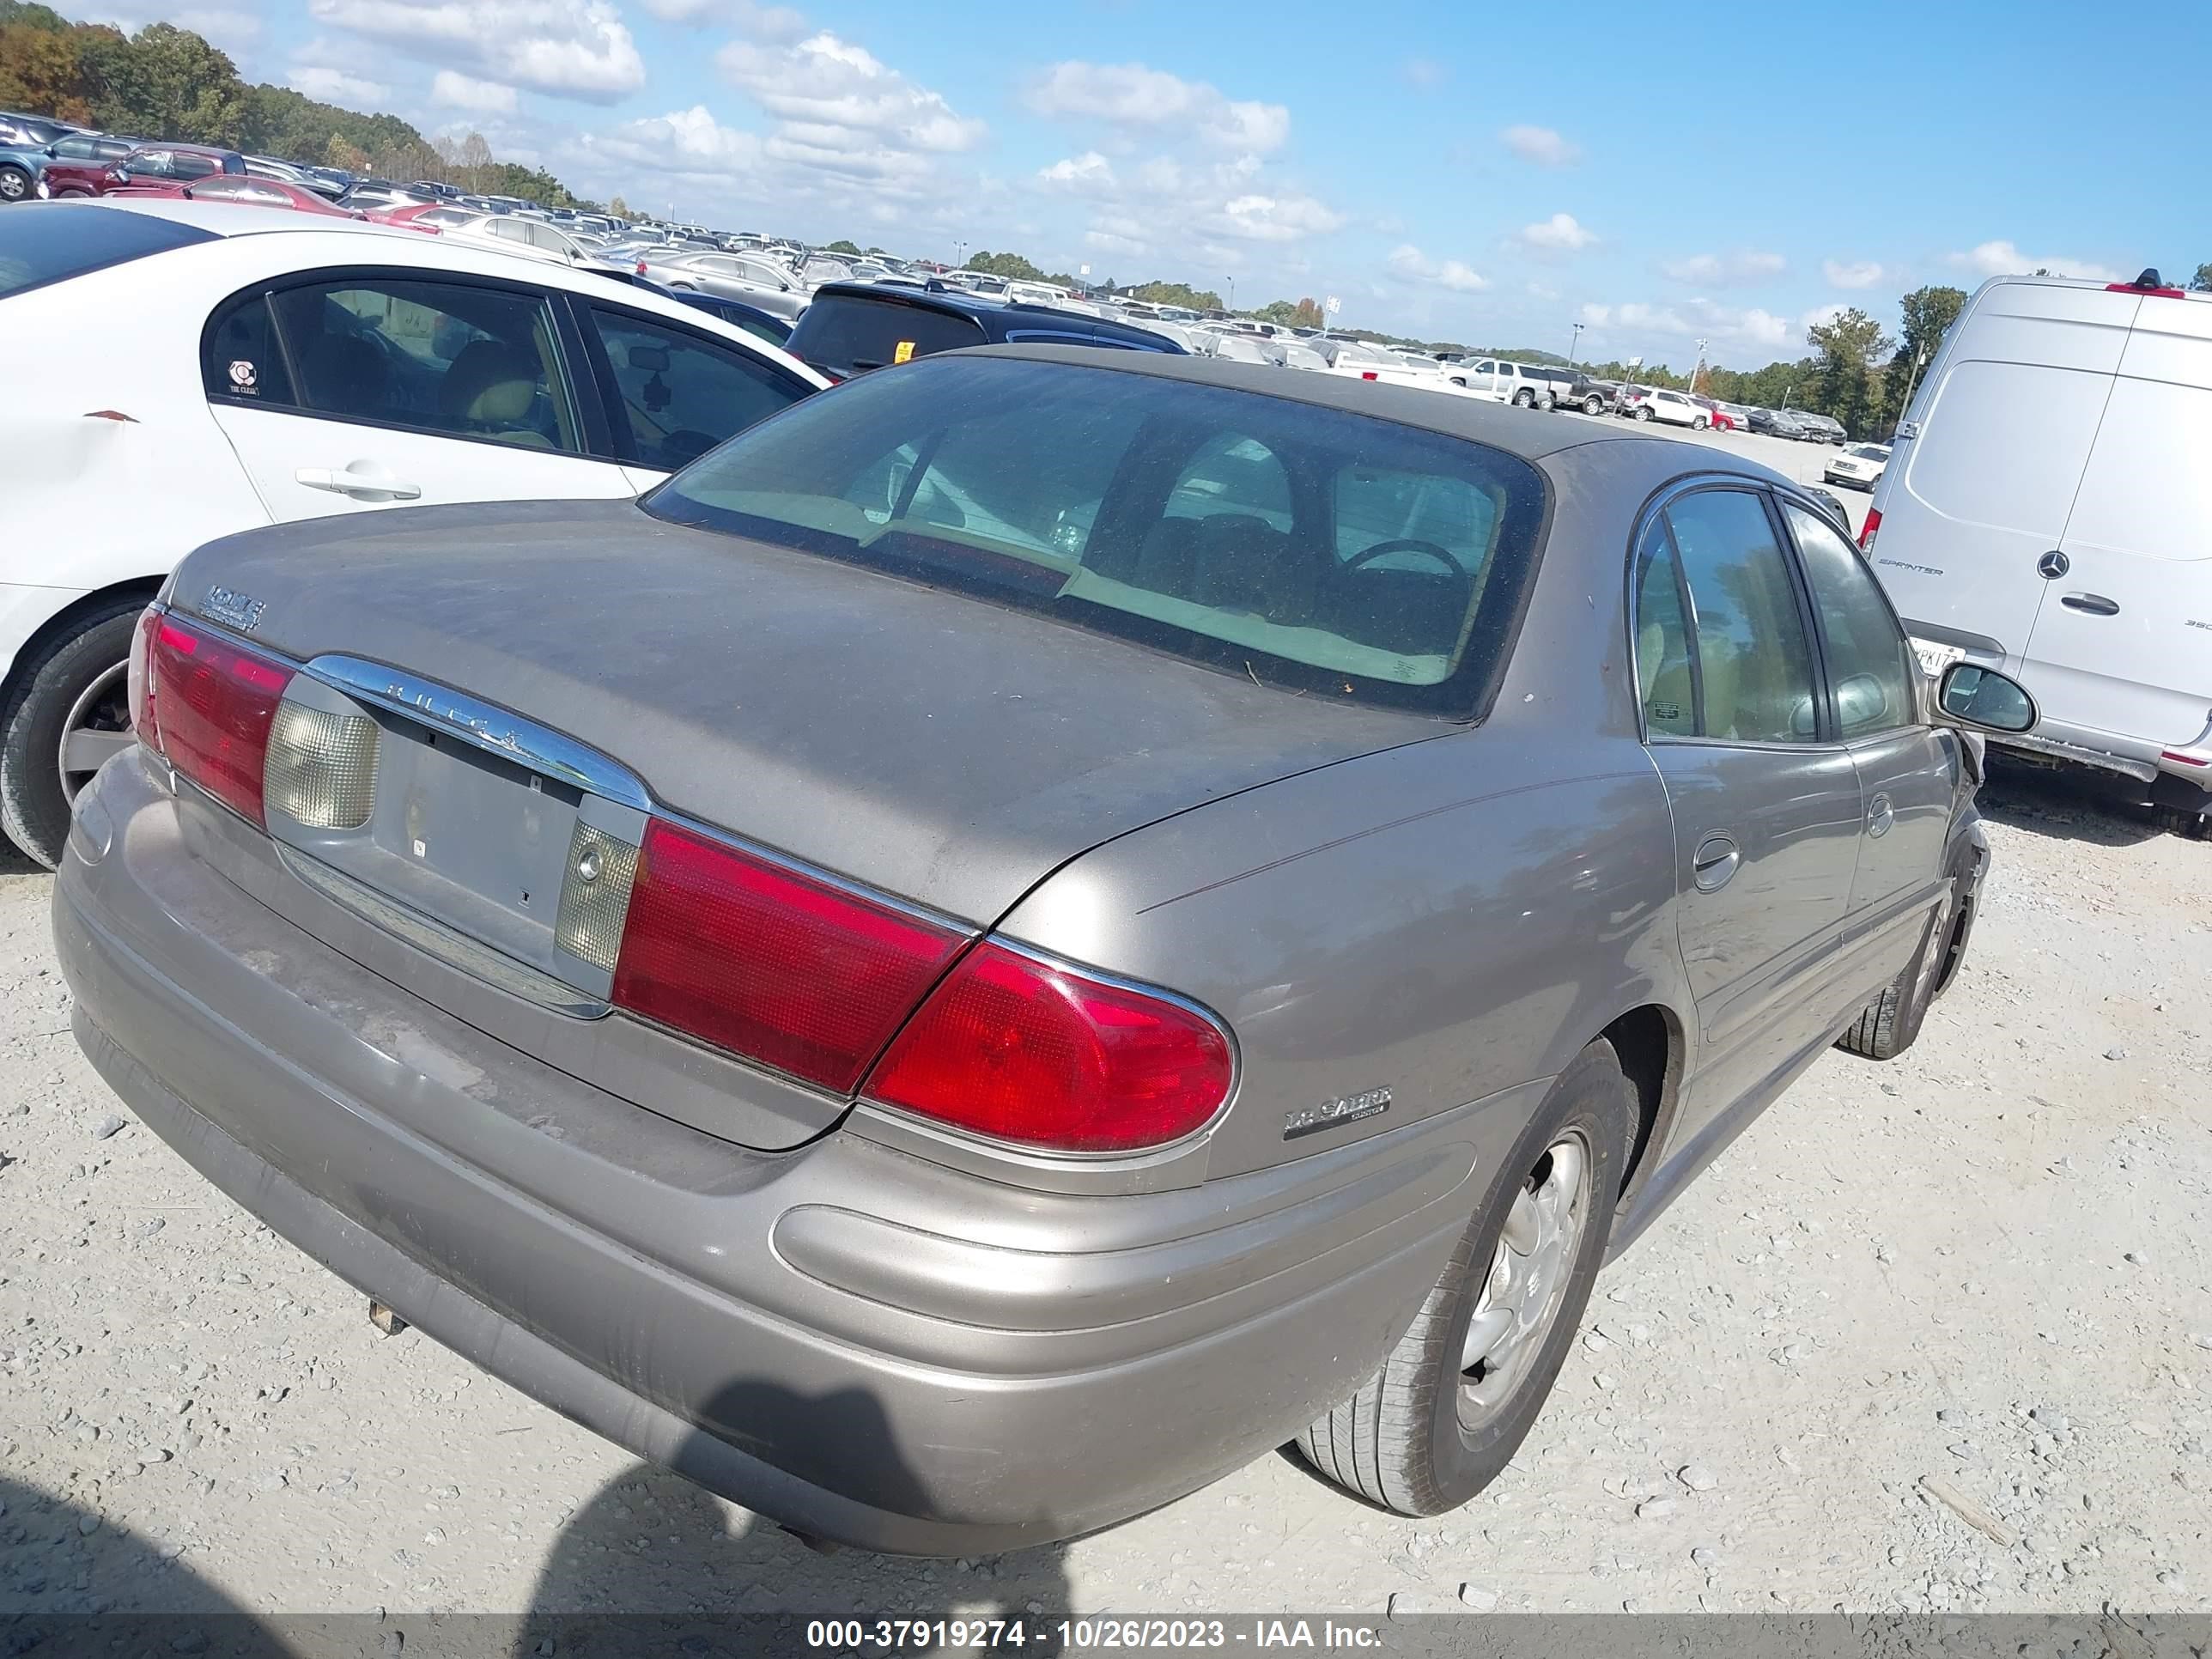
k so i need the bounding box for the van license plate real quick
[1911,639,1966,678]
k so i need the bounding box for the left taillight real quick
[141,612,291,826]
[126,605,161,755]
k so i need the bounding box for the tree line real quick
[0,0,605,210]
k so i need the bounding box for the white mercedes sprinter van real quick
[1860,270,2212,837]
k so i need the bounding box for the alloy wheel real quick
[1458,1132,1592,1432]
[58,660,133,807]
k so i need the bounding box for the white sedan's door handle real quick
[295,464,423,501]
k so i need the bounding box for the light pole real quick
[1893,348,1928,434]
[1227,275,1236,313]
[1568,321,1583,366]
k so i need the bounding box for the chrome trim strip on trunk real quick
[301,655,653,811]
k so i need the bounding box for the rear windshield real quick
[646,355,1548,714]
[789,294,988,375]
[0,202,216,301]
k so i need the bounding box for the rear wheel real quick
[1582,394,1604,416]
[1692,416,1711,430]
[1294,1039,1632,1516]
[0,166,30,204]
[2151,804,2212,841]
[1512,388,1535,408]
[1634,405,1654,422]
[0,599,144,870]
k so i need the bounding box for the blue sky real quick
[89,0,2210,365]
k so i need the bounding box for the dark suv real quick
[787,281,1185,380]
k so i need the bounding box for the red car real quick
[112,175,365,218]
[32,131,141,197]
[360,200,452,233]
[98,143,247,194]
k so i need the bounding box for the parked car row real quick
[24,196,2045,1554]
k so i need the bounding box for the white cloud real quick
[1660,248,1786,285]
[1824,258,1885,289]
[579,105,764,179]
[87,3,261,52]
[1024,61,1290,154]
[1525,280,1559,301]
[1949,240,2123,283]
[1801,303,1849,331]
[1501,125,1580,167]
[431,69,520,112]
[307,0,644,101]
[1038,151,1115,189]
[1389,243,1489,293]
[720,31,985,155]
[288,65,390,105]
[1215,191,1344,243]
[637,0,803,33]
[1516,212,1595,254]
[1579,298,1790,351]
[1401,57,1446,90]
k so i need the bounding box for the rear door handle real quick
[295,465,423,502]
[2059,592,2119,617]
[1692,833,1741,892]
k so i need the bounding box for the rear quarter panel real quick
[998,725,1683,1180]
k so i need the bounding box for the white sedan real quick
[0,198,827,867]
[1824,442,1892,489]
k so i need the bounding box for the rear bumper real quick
[56,753,1501,1553]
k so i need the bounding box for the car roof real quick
[951,343,1802,476]
[807,279,1173,343]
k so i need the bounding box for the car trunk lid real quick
[163,499,1435,1142]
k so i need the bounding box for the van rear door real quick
[1869,283,2131,665]
[2024,295,2212,746]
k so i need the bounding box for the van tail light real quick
[143,614,291,826]
[611,818,965,1094]
[635,260,647,274]
[1858,507,1881,554]
[861,942,1234,1153]
[1361,370,1379,380]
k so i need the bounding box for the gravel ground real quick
[3,766,2209,1625]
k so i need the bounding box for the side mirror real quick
[1936,662,2037,734]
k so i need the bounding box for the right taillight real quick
[143,614,291,826]
[1858,507,1881,553]
[861,941,1234,1153]
[611,818,966,1094]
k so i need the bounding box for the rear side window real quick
[0,204,216,301]
[1664,489,1819,744]
[646,354,1547,713]
[206,277,583,453]
[788,295,988,375]
[587,306,811,470]
[1632,516,1696,737]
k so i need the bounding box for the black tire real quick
[0,599,145,869]
[1634,405,1653,422]
[2151,804,2212,841]
[0,166,30,204]
[1835,872,1960,1060]
[1583,395,1604,416]
[1512,388,1534,408]
[1692,416,1710,430]
[1294,1039,1632,1516]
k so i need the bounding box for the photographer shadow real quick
[514,1379,1074,1656]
